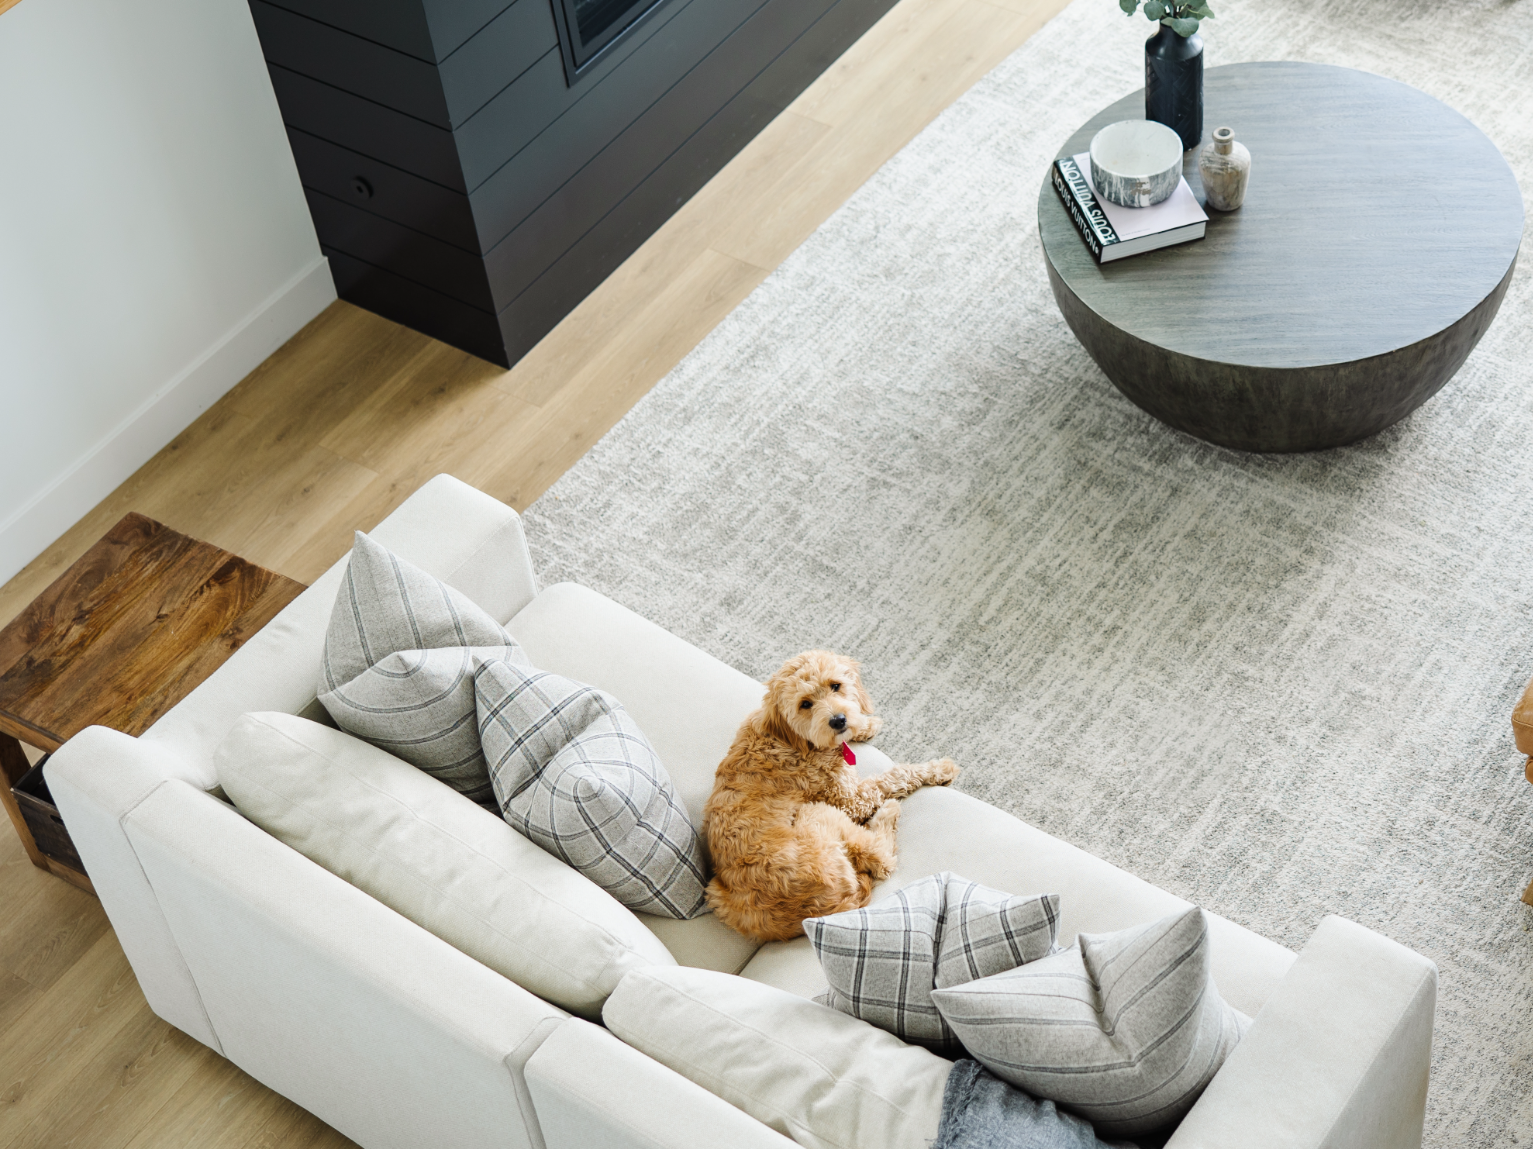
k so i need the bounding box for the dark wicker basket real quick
[12,759,85,874]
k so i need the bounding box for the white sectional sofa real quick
[47,475,1438,1149]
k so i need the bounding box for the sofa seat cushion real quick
[740,786,1295,1018]
[603,965,951,1149]
[216,712,675,1018]
[634,910,763,974]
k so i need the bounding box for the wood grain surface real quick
[0,514,305,752]
[1039,62,1525,451]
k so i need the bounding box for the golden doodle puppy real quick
[704,650,960,942]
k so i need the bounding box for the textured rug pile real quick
[523,0,1532,1142]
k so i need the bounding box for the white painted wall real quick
[0,0,334,585]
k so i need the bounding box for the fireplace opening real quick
[554,0,670,80]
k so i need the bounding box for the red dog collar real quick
[840,742,856,766]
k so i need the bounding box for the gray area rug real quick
[523,0,1532,1142]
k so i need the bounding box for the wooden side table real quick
[0,513,304,892]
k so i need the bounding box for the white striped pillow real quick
[931,907,1249,1138]
[319,645,519,807]
[321,531,521,691]
[318,533,531,805]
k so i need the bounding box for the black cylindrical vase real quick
[1144,24,1203,151]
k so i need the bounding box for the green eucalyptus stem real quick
[1116,0,1214,36]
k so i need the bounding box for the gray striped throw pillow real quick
[475,657,708,919]
[318,532,530,805]
[319,645,519,806]
[804,872,1061,1051]
[931,907,1250,1137]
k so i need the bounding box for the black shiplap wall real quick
[252,0,898,366]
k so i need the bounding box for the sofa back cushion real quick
[505,583,765,832]
[603,965,950,1149]
[216,712,675,1018]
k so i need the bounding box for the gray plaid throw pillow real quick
[475,657,708,919]
[318,532,530,805]
[931,907,1250,1137]
[804,872,1061,1052]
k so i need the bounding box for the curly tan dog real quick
[704,650,959,942]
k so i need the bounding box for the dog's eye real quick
[830,682,841,692]
[799,699,812,710]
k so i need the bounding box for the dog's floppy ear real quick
[847,658,875,719]
[757,701,814,754]
[755,661,815,753]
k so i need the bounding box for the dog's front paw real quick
[924,758,960,786]
[870,798,901,829]
[852,714,883,742]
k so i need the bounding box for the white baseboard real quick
[0,255,336,588]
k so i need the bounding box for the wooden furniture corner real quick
[0,512,305,891]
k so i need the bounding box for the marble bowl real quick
[1089,120,1184,208]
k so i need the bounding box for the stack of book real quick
[1052,153,1207,263]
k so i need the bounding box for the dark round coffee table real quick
[1038,62,1524,452]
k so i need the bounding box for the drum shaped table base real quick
[1045,255,1517,453]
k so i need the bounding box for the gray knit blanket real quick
[935,1061,1141,1149]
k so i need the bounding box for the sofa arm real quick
[46,726,223,1050]
[1169,915,1436,1149]
[122,776,568,1149]
[526,1019,796,1149]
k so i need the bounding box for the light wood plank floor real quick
[0,0,1066,1142]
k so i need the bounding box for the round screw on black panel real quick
[352,177,374,200]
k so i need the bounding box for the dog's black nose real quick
[828,713,847,731]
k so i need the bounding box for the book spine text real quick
[1052,158,1119,262]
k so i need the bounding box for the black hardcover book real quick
[1052,156,1114,262]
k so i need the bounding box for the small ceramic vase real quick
[1198,126,1251,211]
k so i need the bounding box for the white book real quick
[1052,152,1208,263]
